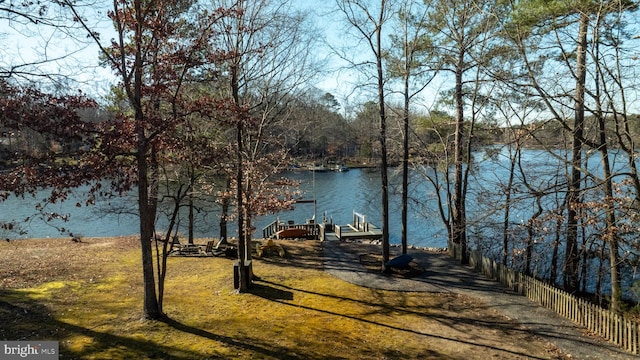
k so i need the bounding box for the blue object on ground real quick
[386,254,413,268]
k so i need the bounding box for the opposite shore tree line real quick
[1,0,640,318]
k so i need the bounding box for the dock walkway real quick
[332,211,382,241]
[263,211,383,242]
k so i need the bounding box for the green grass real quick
[0,237,564,359]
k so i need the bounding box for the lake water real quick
[0,168,449,248]
[1,147,636,252]
[4,148,639,297]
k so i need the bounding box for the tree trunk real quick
[137,152,161,319]
[133,0,160,319]
[580,241,589,293]
[502,142,518,266]
[235,118,249,292]
[598,118,622,312]
[219,176,231,241]
[563,13,588,294]
[452,50,467,264]
[188,195,194,244]
[158,189,183,314]
[593,28,622,313]
[608,227,622,313]
[526,196,543,277]
[401,73,409,256]
[400,21,411,255]
[232,62,250,292]
[596,245,604,306]
[376,0,390,270]
[550,208,561,286]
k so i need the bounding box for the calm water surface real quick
[4,148,639,296]
[0,168,449,248]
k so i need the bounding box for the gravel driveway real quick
[322,239,638,360]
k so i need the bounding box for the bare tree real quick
[336,0,395,269]
[386,0,436,254]
[502,0,639,311]
[210,0,322,291]
[0,1,108,89]
[421,0,502,264]
[65,0,236,318]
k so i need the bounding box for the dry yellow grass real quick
[0,237,566,359]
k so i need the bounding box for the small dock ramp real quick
[333,211,382,241]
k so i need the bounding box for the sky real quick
[1,0,441,116]
[5,1,640,121]
[1,2,116,95]
[1,1,349,101]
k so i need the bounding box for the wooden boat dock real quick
[262,219,319,239]
[332,211,382,241]
[262,211,382,242]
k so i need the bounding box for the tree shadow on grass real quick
[0,289,200,359]
[159,317,338,360]
[281,275,579,351]
[249,282,294,301]
[0,289,340,359]
[252,240,324,271]
[252,278,551,360]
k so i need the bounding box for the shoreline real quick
[5,234,448,252]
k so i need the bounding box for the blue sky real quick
[1,1,445,115]
[1,2,115,94]
[1,1,345,99]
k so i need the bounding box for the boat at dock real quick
[307,164,328,172]
[330,164,349,172]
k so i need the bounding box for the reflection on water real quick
[2,147,637,251]
[4,148,637,297]
[0,169,448,248]
[253,169,448,248]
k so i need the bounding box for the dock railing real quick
[352,211,369,232]
[331,211,383,241]
[449,241,640,355]
[262,220,319,239]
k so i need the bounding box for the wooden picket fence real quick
[449,242,639,355]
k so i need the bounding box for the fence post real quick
[463,247,639,355]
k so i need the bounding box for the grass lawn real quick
[0,237,566,359]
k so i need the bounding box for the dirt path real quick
[322,240,637,360]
